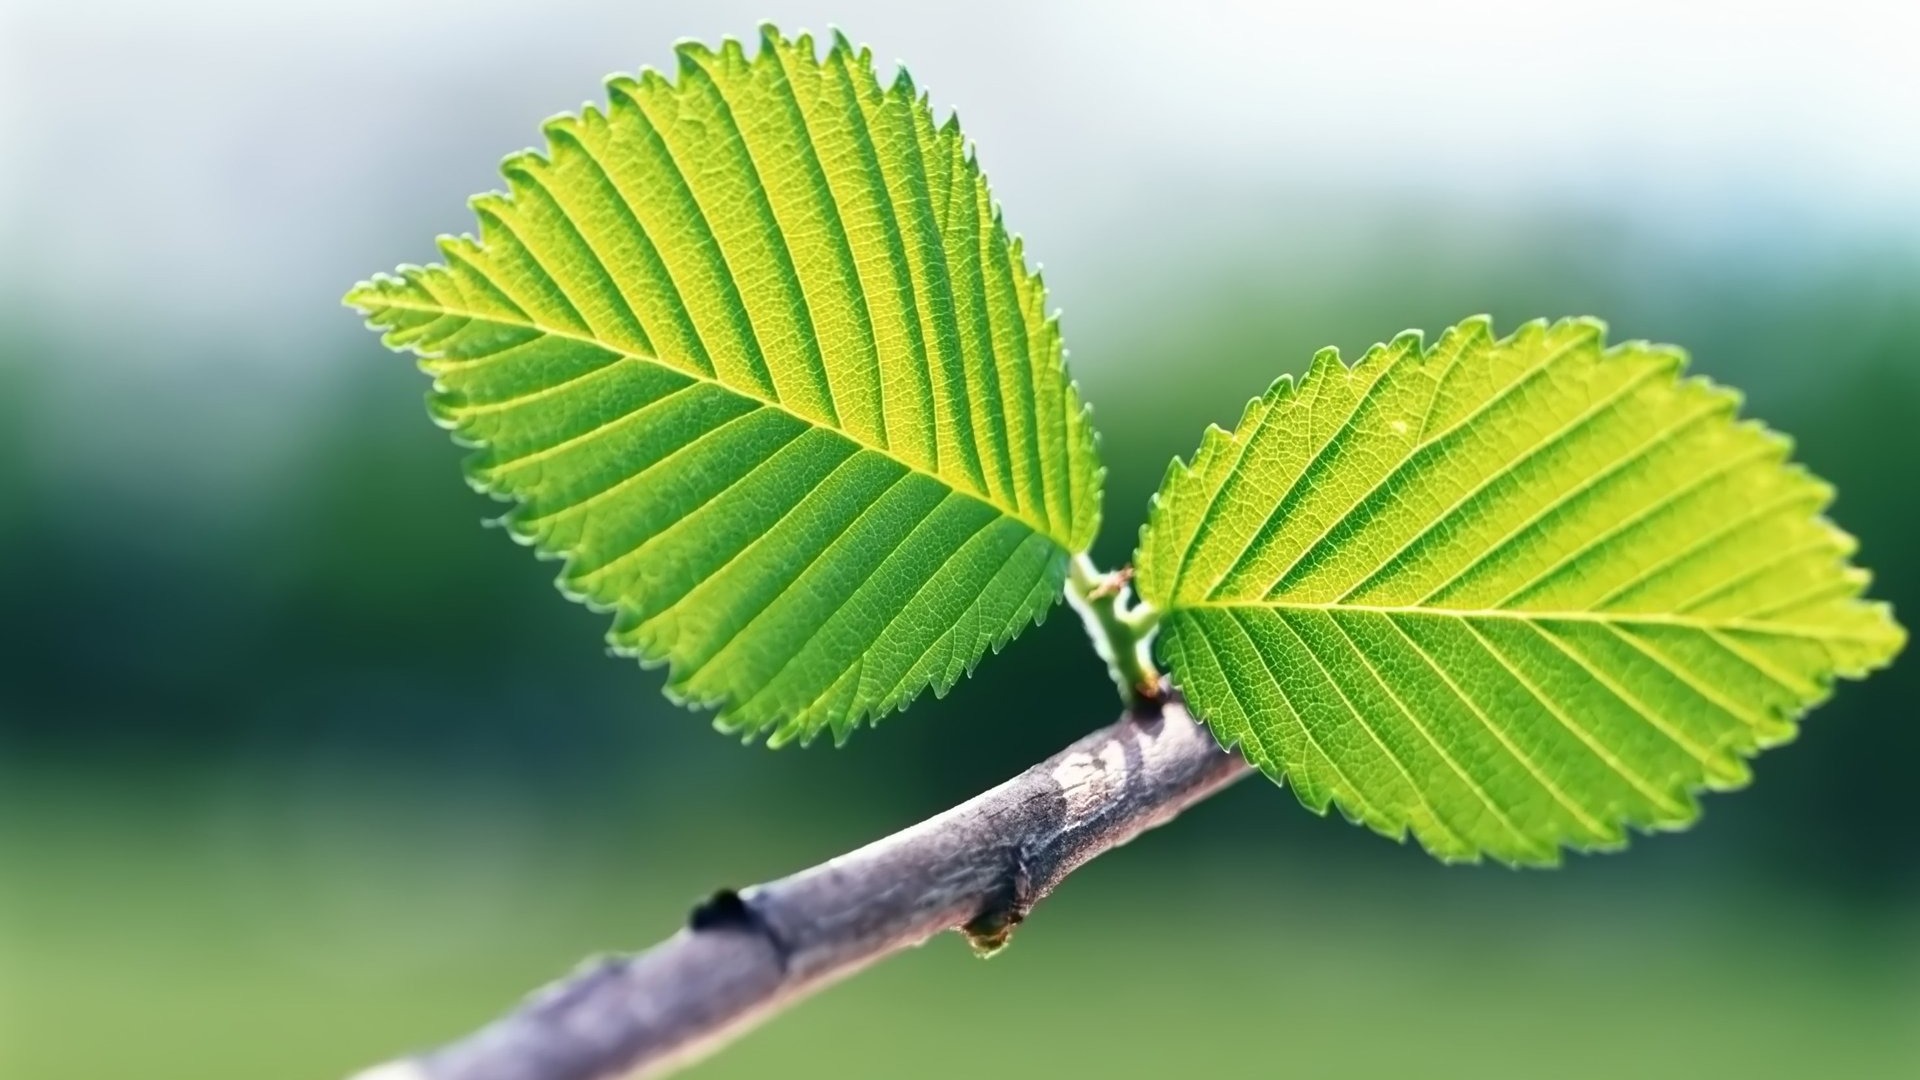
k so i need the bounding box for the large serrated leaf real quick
[1137,316,1904,864]
[346,27,1101,745]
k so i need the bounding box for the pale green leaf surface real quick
[1137,317,1904,864]
[345,27,1101,745]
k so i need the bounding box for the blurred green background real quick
[2,2,1917,1078]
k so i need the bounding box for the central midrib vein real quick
[1167,598,1870,643]
[371,296,1064,543]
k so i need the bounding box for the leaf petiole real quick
[1067,554,1164,707]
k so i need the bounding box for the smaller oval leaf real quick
[1136,316,1904,864]
[345,27,1102,746]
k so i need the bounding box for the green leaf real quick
[1137,316,1904,864]
[345,27,1101,746]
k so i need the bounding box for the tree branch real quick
[350,696,1249,1080]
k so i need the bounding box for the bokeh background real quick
[2,1,1917,1077]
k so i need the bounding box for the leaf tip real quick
[341,279,382,314]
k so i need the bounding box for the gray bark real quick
[351,697,1248,1080]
